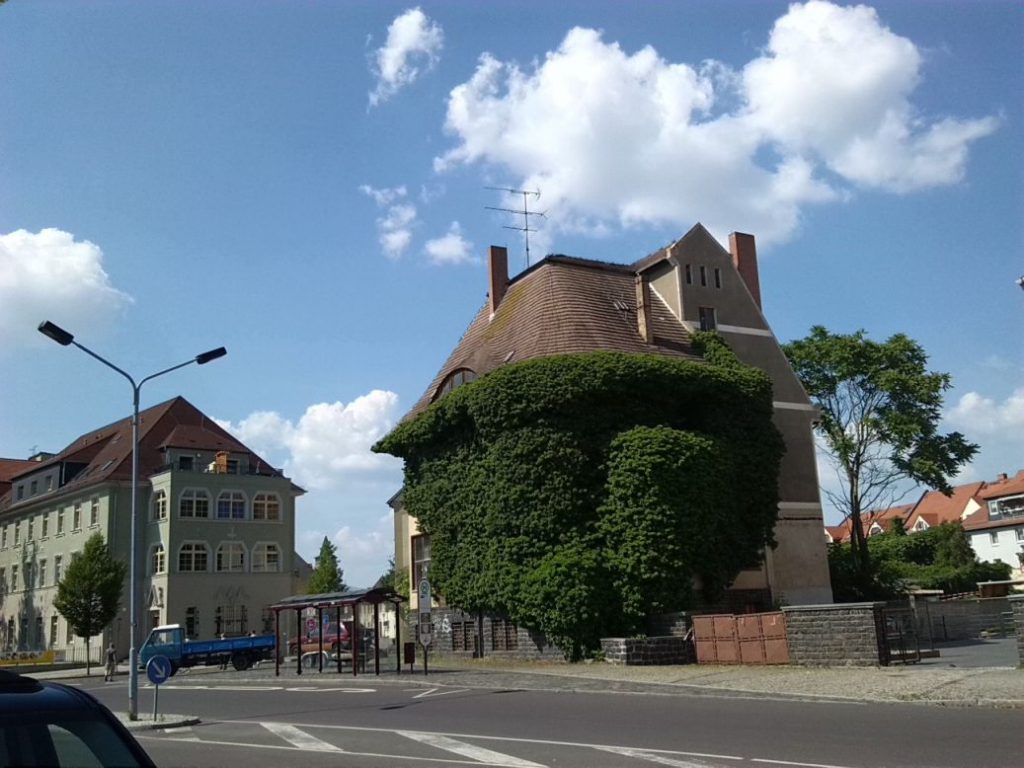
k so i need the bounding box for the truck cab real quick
[140,625,184,670]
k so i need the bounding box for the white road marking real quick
[162,725,199,741]
[595,745,723,767]
[752,760,852,768]
[261,722,344,753]
[399,731,546,767]
[413,687,469,699]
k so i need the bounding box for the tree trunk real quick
[85,637,91,676]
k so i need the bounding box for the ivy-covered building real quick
[0,397,303,660]
[385,224,833,650]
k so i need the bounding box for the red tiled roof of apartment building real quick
[905,481,985,531]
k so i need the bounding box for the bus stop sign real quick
[418,578,432,646]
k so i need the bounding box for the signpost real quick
[418,578,432,675]
[146,655,173,722]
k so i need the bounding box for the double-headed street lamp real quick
[39,320,226,720]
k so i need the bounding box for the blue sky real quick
[2,1,1021,587]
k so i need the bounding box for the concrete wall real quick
[782,602,886,666]
[914,598,1014,642]
[601,636,694,665]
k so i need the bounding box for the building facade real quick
[0,397,302,659]
[390,224,834,617]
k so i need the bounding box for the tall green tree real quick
[308,536,346,594]
[53,532,127,676]
[783,327,977,584]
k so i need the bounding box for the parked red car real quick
[288,621,350,655]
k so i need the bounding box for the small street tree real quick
[783,326,977,589]
[53,532,127,675]
[308,536,346,594]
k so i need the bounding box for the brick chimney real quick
[729,232,762,310]
[489,245,508,317]
[635,275,652,343]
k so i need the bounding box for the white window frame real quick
[252,493,281,521]
[73,502,82,531]
[216,541,247,573]
[251,542,281,573]
[216,490,247,520]
[151,544,166,575]
[152,489,168,521]
[178,541,210,573]
[179,488,211,519]
[989,531,1000,545]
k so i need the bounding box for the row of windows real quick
[150,542,282,574]
[2,614,71,650]
[684,263,723,289]
[986,528,1024,545]
[0,554,69,593]
[0,499,99,549]
[152,489,281,522]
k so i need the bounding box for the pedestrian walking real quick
[104,643,117,682]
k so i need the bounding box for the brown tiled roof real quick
[905,482,985,530]
[404,251,698,420]
[977,470,1024,500]
[0,397,291,511]
[0,459,36,483]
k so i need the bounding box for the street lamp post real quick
[38,320,225,720]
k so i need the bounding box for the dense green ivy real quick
[375,334,784,658]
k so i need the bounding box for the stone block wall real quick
[424,608,564,661]
[648,612,693,638]
[601,636,695,665]
[782,602,886,666]
[1010,595,1024,666]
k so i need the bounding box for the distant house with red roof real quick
[962,470,1024,576]
[824,470,1024,578]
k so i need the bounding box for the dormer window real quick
[436,368,477,400]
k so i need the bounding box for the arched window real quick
[252,493,280,521]
[152,490,168,521]
[216,491,246,520]
[216,542,246,573]
[251,543,280,573]
[151,544,166,575]
[180,489,210,518]
[434,368,477,400]
[178,542,209,572]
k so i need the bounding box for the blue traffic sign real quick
[146,654,173,685]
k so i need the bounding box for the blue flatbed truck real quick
[140,624,275,673]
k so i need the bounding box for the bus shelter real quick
[270,586,404,677]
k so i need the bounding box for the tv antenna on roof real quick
[485,186,546,267]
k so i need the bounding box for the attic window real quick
[436,368,477,400]
[612,299,629,312]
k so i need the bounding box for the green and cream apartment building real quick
[0,397,303,660]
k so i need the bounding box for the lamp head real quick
[38,321,74,346]
[196,347,227,365]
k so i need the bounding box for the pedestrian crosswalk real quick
[141,720,835,768]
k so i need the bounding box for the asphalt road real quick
[73,676,1021,768]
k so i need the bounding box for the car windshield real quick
[0,709,148,768]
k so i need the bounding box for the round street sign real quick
[306,617,317,632]
[146,655,173,686]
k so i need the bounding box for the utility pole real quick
[485,187,545,267]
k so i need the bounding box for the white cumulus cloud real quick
[369,7,444,107]
[948,388,1024,435]
[435,1,997,246]
[0,228,133,349]
[217,389,402,491]
[424,221,475,266]
[361,185,418,259]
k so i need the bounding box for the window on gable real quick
[216,542,246,572]
[253,493,281,521]
[216,491,246,519]
[685,264,692,285]
[180,489,210,518]
[714,267,722,289]
[436,368,478,400]
[699,265,707,287]
[698,306,717,331]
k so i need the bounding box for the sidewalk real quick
[27,654,1024,709]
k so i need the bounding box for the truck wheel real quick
[231,653,251,671]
